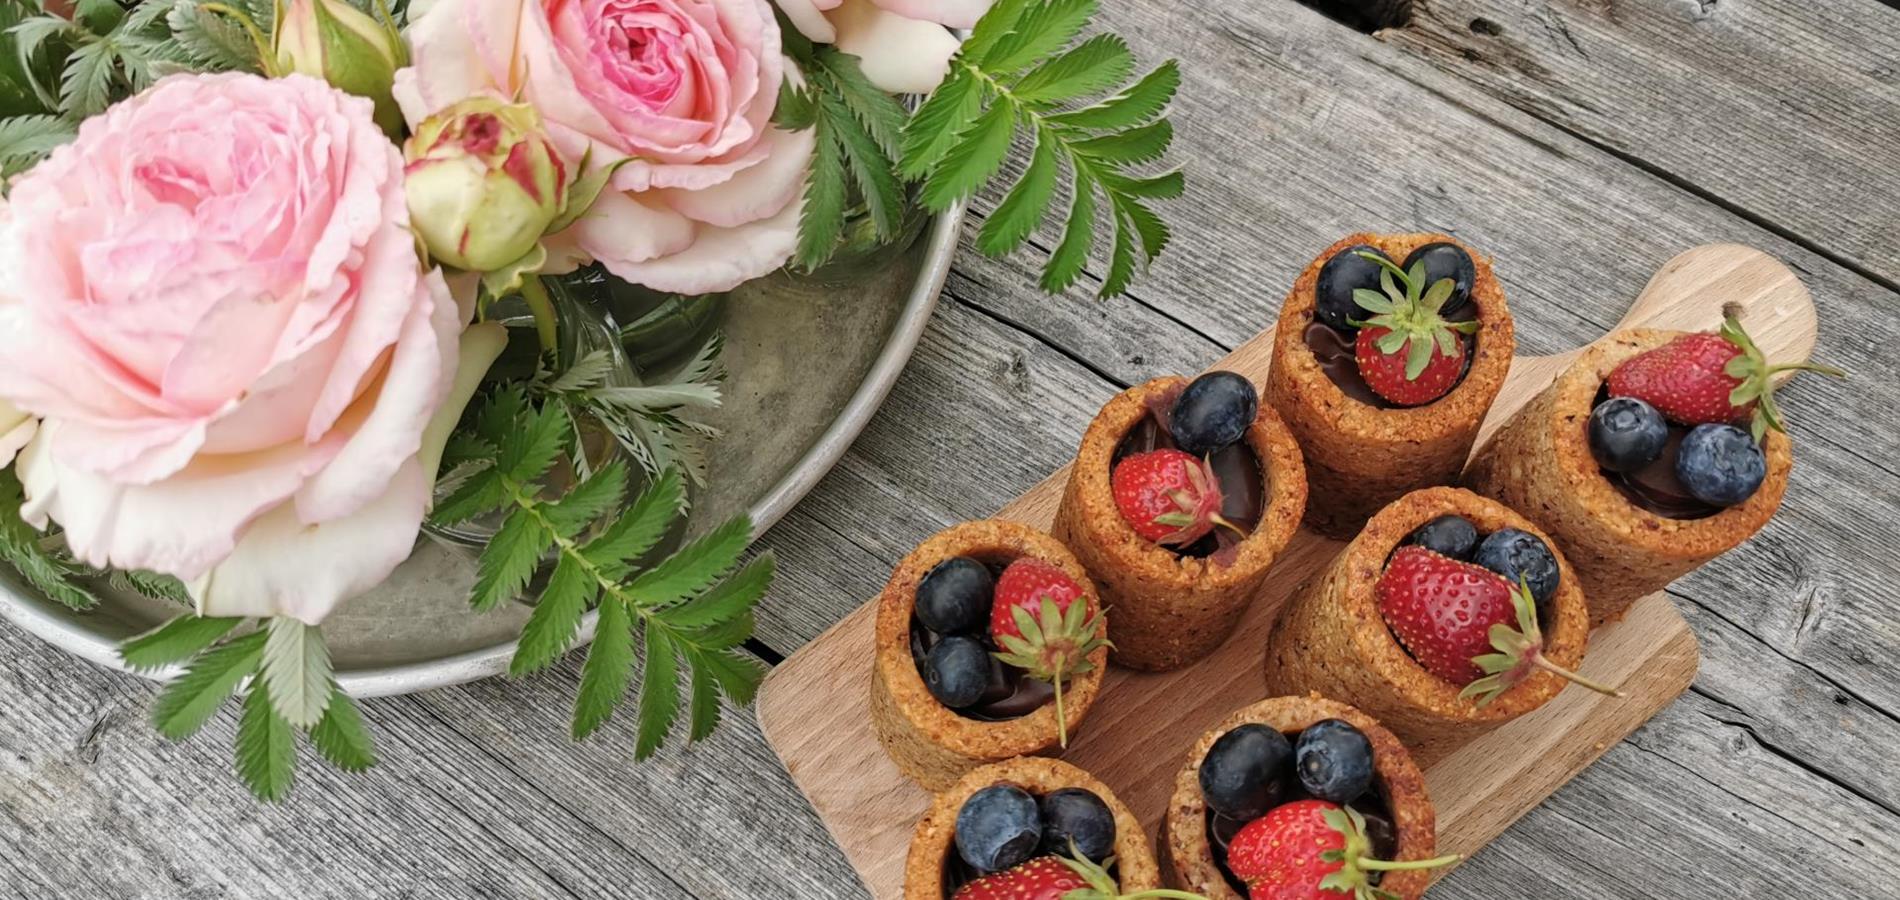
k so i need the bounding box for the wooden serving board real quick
[757,244,1819,898]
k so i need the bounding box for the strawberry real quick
[1111,449,1243,545]
[1226,799,1458,900]
[953,853,1207,900]
[1376,547,1623,706]
[990,559,1110,747]
[1606,315,1844,439]
[1345,250,1479,407]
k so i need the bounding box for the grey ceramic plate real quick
[0,207,962,696]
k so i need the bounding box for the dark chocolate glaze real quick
[1302,303,1479,409]
[1204,768,1398,892]
[1110,388,1265,561]
[909,621,1054,721]
[1589,387,1723,520]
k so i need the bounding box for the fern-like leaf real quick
[572,596,636,740]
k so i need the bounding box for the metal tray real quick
[0,208,963,696]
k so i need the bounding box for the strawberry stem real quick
[1052,650,1069,748]
[1530,655,1624,698]
[1357,854,1463,873]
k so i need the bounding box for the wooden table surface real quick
[3,1,1895,897]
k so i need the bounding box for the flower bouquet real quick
[0,0,1180,799]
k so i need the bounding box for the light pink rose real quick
[776,0,988,93]
[0,73,466,626]
[394,0,816,295]
[0,400,32,469]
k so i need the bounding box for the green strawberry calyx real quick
[1147,454,1246,545]
[1718,314,1846,440]
[1351,250,1480,382]
[993,596,1111,748]
[1316,805,1462,900]
[1052,846,1211,899]
[1459,578,1625,707]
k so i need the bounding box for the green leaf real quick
[1099,208,1138,299]
[107,568,191,604]
[821,90,905,239]
[430,466,507,527]
[581,467,685,577]
[624,515,752,609]
[498,401,568,484]
[898,68,984,179]
[1040,169,1098,293]
[1011,34,1133,106]
[510,553,596,676]
[960,0,1031,62]
[310,686,378,772]
[773,79,816,130]
[166,1,263,71]
[152,631,266,740]
[663,553,775,629]
[680,611,754,651]
[816,48,905,159]
[544,460,628,538]
[698,648,765,707]
[983,0,1097,75]
[262,617,332,729]
[976,130,1060,255]
[470,506,552,611]
[589,383,721,412]
[235,685,296,802]
[686,662,721,742]
[793,109,846,270]
[1103,169,1185,199]
[1047,59,1179,131]
[1116,194,1170,261]
[0,113,73,177]
[119,615,242,672]
[1070,120,1173,164]
[572,596,636,740]
[919,99,1017,211]
[634,621,680,760]
[56,38,112,119]
[1404,334,1433,380]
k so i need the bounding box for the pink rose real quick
[775,0,989,93]
[0,73,467,626]
[394,0,816,295]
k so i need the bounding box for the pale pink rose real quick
[0,400,32,469]
[0,73,466,626]
[394,0,816,295]
[776,0,987,94]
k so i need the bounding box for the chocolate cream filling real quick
[1110,384,1265,562]
[1588,387,1725,520]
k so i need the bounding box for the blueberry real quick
[924,637,991,709]
[956,785,1042,874]
[915,557,993,635]
[1170,371,1259,456]
[1588,397,1668,473]
[1197,723,1292,820]
[1407,515,1479,560]
[1039,788,1116,862]
[1676,424,1766,507]
[1473,528,1560,605]
[1400,242,1476,314]
[1314,244,1391,333]
[1295,719,1375,805]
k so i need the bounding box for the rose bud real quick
[403,97,569,273]
[272,0,406,136]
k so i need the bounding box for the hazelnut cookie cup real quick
[1262,488,1594,766]
[1465,330,1793,627]
[1052,376,1307,672]
[873,520,1110,791]
[1264,233,1515,538]
[905,757,1165,899]
[1162,695,1441,900]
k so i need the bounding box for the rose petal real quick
[567,187,698,268]
[871,0,991,28]
[591,182,803,294]
[657,124,815,227]
[776,0,841,42]
[832,0,962,94]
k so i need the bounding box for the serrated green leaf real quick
[899,68,984,179]
[510,553,596,676]
[1012,33,1133,106]
[56,38,112,118]
[544,460,628,538]
[0,113,73,176]
[634,622,680,760]
[794,110,846,270]
[107,568,191,605]
[820,90,904,239]
[1099,210,1138,299]
[572,596,635,740]
[816,48,905,159]
[1070,119,1172,164]
[1047,60,1179,131]
[698,648,765,707]
[581,467,683,577]
[976,130,1060,255]
[470,506,552,611]
[588,383,721,413]
[75,0,126,32]
[624,515,752,609]
[1116,195,1170,260]
[152,631,265,740]
[686,662,720,742]
[920,99,1017,211]
[310,685,377,772]
[664,553,775,629]
[430,466,507,527]
[1103,168,1184,200]
[1040,170,1097,293]
[983,0,1097,75]
[235,685,295,802]
[960,0,1031,62]
[120,615,243,672]
[773,79,816,130]
[166,2,261,71]
[681,611,754,651]
[261,617,332,729]
[498,402,568,484]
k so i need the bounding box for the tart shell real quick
[1161,694,1437,900]
[1261,487,1591,766]
[1464,329,1793,627]
[1052,376,1307,672]
[1264,232,1515,538]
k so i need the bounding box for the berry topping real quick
[1039,788,1117,862]
[1225,800,1459,900]
[990,559,1109,747]
[1348,251,1479,407]
[1198,723,1293,821]
[951,852,1199,900]
[1169,370,1260,456]
[1606,315,1844,439]
[1112,449,1244,546]
[1588,396,1669,473]
[1399,242,1476,316]
[1377,547,1623,705]
[956,785,1042,874]
[916,556,994,635]
[1314,244,1391,333]
[1675,423,1767,506]
[1294,719,1374,806]
[923,636,991,709]
[1405,515,1478,560]
[1471,529,1560,607]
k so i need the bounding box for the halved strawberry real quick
[1347,251,1479,407]
[1607,314,1844,439]
[1226,799,1458,900]
[1111,449,1242,545]
[990,559,1109,747]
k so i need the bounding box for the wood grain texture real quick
[758,243,1814,898]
